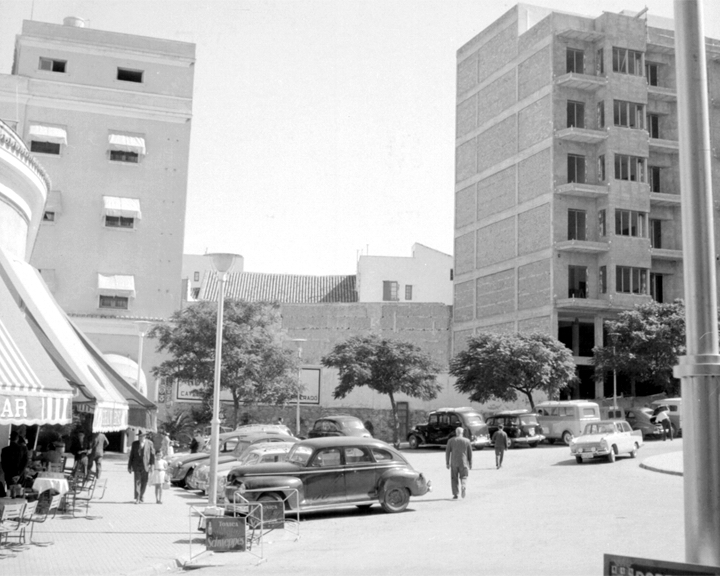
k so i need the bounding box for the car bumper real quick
[471,437,492,448]
[508,434,545,446]
[571,447,610,459]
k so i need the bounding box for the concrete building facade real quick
[0,17,195,404]
[453,5,720,398]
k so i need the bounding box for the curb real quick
[639,461,683,477]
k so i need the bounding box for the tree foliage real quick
[592,300,686,396]
[321,334,441,447]
[450,332,577,409]
[150,300,301,427]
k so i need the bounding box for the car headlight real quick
[600,439,609,450]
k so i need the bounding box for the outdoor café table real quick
[32,472,70,497]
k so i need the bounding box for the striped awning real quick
[28,124,68,145]
[108,134,146,155]
[0,274,73,426]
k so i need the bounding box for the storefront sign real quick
[206,517,246,552]
[604,553,720,576]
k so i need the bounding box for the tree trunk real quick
[388,392,400,449]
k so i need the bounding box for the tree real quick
[450,332,577,410]
[150,300,301,427]
[592,300,686,396]
[321,334,441,448]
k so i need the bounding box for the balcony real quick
[647,85,677,102]
[555,297,610,311]
[555,182,609,199]
[555,72,606,92]
[650,247,683,261]
[649,138,679,154]
[649,192,681,207]
[555,240,610,254]
[557,28,605,43]
[646,41,675,56]
[555,126,608,144]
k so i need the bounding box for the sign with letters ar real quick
[604,553,720,576]
[206,517,246,552]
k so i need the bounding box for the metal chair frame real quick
[0,501,27,549]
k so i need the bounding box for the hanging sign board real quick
[206,517,246,552]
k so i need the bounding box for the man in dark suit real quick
[127,430,155,504]
[1,431,29,493]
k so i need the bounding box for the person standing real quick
[72,431,90,478]
[492,424,509,469]
[190,431,201,454]
[89,432,110,478]
[655,409,673,441]
[160,432,172,458]
[148,450,168,504]
[1,431,29,493]
[128,430,155,504]
[445,427,472,500]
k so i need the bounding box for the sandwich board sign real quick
[206,517,245,552]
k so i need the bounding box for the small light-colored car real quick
[569,420,643,463]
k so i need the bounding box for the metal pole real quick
[296,345,302,436]
[207,272,227,509]
[673,0,720,566]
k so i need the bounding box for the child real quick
[149,450,168,504]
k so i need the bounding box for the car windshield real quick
[463,414,483,426]
[342,420,365,430]
[584,423,616,435]
[287,445,313,465]
[520,415,538,425]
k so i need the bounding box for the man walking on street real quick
[128,430,155,504]
[89,431,110,478]
[445,427,472,500]
[492,424,509,469]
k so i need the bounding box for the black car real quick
[485,410,545,448]
[407,407,492,450]
[308,415,373,439]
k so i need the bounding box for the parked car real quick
[485,410,545,448]
[406,407,492,450]
[224,436,431,514]
[193,441,297,497]
[535,400,601,445]
[624,408,664,439]
[651,398,682,437]
[569,420,643,463]
[307,415,373,439]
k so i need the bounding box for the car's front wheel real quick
[529,441,539,448]
[381,486,410,513]
[575,456,582,464]
[408,435,422,450]
[607,448,616,463]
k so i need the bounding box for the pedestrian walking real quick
[160,432,173,458]
[445,427,472,500]
[492,424,509,469]
[89,431,110,478]
[190,430,202,454]
[128,430,155,504]
[71,431,90,478]
[655,409,673,441]
[148,450,168,503]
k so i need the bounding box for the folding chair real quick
[29,493,63,546]
[0,501,26,550]
[5,500,37,549]
[67,476,107,517]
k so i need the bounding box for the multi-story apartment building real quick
[0,17,195,403]
[453,5,720,398]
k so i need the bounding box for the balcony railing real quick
[649,192,681,207]
[647,85,677,102]
[555,72,606,92]
[555,240,610,254]
[555,126,608,144]
[649,137,679,154]
[650,247,683,261]
[555,182,609,198]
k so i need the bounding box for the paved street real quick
[0,439,684,576]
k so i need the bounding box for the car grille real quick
[578,443,602,452]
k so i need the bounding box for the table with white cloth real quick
[32,472,70,496]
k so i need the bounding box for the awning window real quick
[108,133,146,155]
[28,124,68,145]
[98,274,135,298]
[45,191,63,214]
[102,196,142,219]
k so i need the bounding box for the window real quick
[99,295,129,309]
[117,68,143,83]
[43,211,55,222]
[612,47,643,75]
[104,215,135,228]
[597,101,605,128]
[405,285,413,300]
[651,274,664,303]
[39,57,66,73]
[30,141,60,155]
[646,62,659,86]
[567,101,585,128]
[596,48,604,74]
[110,150,138,163]
[616,266,648,294]
[568,209,587,241]
[614,154,646,182]
[613,100,645,129]
[566,48,584,73]
[599,266,607,294]
[649,166,661,192]
[568,266,587,298]
[383,281,399,301]
[615,210,646,237]
[28,124,67,156]
[598,209,607,236]
[108,133,146,163]
[650,219,662,248]
[567,154,586,183]
[193,272,200,282]
[597,155,606,181]
[647,114,660,138]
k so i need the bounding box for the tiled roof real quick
[200,272,358,303]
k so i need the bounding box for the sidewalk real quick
[1,452,217,576]
[640,448,684,476]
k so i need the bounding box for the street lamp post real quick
[287,338,307,436]
[205,253,239,510]
[135,321,152,398]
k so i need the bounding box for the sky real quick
[2,0,719,275]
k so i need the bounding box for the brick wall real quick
[477,167,515,219]
[518,204,551,256]
[518,259,551,310]
[476,269,515,318]
[476,217,515,268]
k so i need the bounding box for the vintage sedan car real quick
[192,441,297,496]
[224,437,431,514]
[624,408,664,439]
[569,420,643,463]
[407,407,492,450]
[485,410,545,449]
[307,415,373,439]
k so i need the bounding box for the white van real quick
[535,400,601,445]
